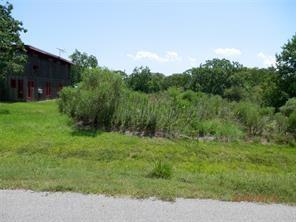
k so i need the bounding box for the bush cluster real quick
[59,68,123,129]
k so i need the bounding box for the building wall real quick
[6,50,71,101]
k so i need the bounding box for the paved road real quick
[1,190,295,222]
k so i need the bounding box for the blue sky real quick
[10,0,296,75]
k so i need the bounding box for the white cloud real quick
[214,48,242,57]
[257,52,276,67]
[166,51,179,61]
[127,51,181,63]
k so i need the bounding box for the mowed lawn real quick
[0,101,295,204]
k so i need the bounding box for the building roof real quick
[25,45,73,65]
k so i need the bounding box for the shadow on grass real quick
[0,101,20,104]
[71,128,103,137]
[0,109,10,115]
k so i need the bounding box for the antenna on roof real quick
[56,48,66,57]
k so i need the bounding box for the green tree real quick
[261,75,288,108]
[114,70,128,81]
[226,67,280,104]
[148,72,165,92]
[126,66,152,93]
[69,49,98,85]
[163,72,191,90]
[276,34,296,99]
[189,59,244,96]
[0,2,27,91]
[126,66,165,93]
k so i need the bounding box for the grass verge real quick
[0,100,295,203]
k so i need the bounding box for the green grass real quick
[0,100,295,203]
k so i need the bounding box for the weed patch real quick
[148,160,173,179]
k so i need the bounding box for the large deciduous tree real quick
[0,2,27,80]
[69,49,98,85]
[126,66,166,93]
[276,34,296,99]
[189,59,244,96]
[126,66,153,93]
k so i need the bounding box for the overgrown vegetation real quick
[59,34,296,144]
[59,67,295,144]
[0,101,295,203]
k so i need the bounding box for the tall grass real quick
[112,89,243,140]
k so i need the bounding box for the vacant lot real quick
[0,101,295,203]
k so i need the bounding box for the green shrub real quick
[224,86,247,101]
[148,160,173,179]
[280,97,296,116]
[197,119,243,141]
[288,110,296,134]
[58,87,79,118]
[59,68,123,129]
[234,102,264,136]
[274,113,288,134]
[279,98,296,134]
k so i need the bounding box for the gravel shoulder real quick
[1,189,295,222]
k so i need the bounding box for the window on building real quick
[33,65,39,72]
[10,79,16,88]
[45,82,51,96]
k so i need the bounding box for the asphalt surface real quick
[1,190,295,222]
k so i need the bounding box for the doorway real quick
[17,79,24,99]
[27,80,35,99]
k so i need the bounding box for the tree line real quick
[70,33,295,109]
[1,1,294,110]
